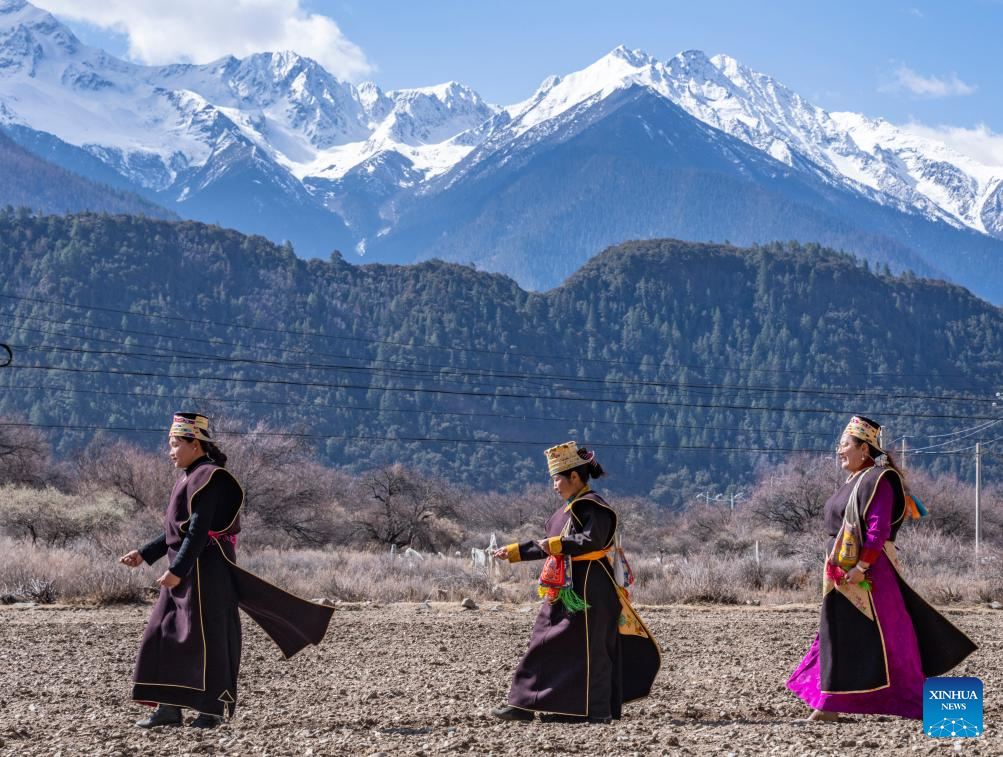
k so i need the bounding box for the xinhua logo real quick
[924,677,983,737]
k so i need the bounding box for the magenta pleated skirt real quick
[786,553,925,719]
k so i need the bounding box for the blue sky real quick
[48,0,1003,154]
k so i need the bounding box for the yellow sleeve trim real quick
[505,543,521,563]
[546,536,563,556]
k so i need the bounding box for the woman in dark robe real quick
[787,416,977,721]
[119,413,335,729]
[490,441,661,724]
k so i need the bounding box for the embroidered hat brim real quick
[545,441,582,476]
[170,412,212,442]
[843,416,883,454]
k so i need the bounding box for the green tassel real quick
[557,588,590,613]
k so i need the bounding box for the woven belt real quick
[571,548,612,562]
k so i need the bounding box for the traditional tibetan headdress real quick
[843,415,884,455]
[544,441,595,476]
[169,412,212,442]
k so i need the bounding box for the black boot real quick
[490,705,534,722]
[135,705,182,728]
[539,713,583,723]
[190,713,223,729]
[539,712,611,724]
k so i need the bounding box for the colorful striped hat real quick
[170,412,212,442]
[843,415,883,454]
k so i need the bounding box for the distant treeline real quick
[1,210,1002,504]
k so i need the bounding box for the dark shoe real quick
[539,713,583,723]
[135,705,182,728]
[490,705,534,722]
[190,713,223,729]
[587,715,612,724]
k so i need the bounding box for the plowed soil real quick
[0,603,998,755]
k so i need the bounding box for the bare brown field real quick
[0,603,999,756]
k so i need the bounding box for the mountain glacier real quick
[2,0,1002,298]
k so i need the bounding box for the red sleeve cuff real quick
[859,547,881,564]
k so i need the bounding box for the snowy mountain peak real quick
[708,52,744,78]
[1,0,49,25]
[489,45,1003,239]
[607,44,654,68]
[0,0,82,70]
[1,10,1001,250]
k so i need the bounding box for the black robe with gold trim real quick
[505,491,661,719]
[132,456,334,716]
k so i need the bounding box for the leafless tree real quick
[350,464,460,551]
[748,454,841,535]
[0,421,55,488]
[221,422,345,546]
[76,438,177,513]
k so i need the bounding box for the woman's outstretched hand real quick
[119,550,143,568]
[493,547,509,560]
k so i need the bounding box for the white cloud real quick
[40,0,374,81]
[899,121,1003,170]
[881,64,976,98]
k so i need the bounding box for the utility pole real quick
[729,492,746,510]
[900,437,907,470]
[975,442,982,573]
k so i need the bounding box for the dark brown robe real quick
[506,490,661,719]
[132,456,334,716]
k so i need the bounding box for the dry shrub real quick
[0,485,130,545]
[0,420,998,608]
[236,548,523,603]
[631,551,815,605]
[905,469,1003,543]
[0,536,149,604]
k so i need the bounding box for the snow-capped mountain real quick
[482,45,1002,238]
[2,0,1003,300]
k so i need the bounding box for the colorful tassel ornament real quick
[537,555,590,613]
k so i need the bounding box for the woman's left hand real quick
[157,570,181,588]
[845,566,866,585]
[538,539,554,556]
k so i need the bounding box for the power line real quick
[0,381,841,440]
[1,290,993,385]
[902,419,1003,453]
[0,420,991,457]
[4,334,999,407]
[0,419,857,455]
[912,431,1003,456]
[6,360,1002,422]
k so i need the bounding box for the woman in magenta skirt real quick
[787,415,976,721]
